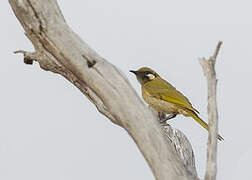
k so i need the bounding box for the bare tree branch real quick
[9,0,198,179]
[199,41,223,180]
[150,108,198,177]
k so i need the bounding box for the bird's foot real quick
[165,113,177,120]
[159,113,177,123]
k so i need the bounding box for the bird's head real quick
[130,67,159,85]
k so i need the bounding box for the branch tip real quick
[14,50,27,54]
[13,50,35,65]
[211,41,223,62]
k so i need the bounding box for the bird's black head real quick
[130,67,159,85]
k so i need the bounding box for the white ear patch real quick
[146,73,156,80]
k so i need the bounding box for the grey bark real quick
[199,41,223,180]
[9,0,198,180]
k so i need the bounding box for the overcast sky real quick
[1,1,252,180]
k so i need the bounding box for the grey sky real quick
[1,1,252,179]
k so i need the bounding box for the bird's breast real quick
[142,90,179,114]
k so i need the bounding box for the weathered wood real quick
[199,41,223,180]
[9,0,198,179]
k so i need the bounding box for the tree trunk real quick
[9,0,201,179]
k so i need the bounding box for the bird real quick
[130,67,224,141]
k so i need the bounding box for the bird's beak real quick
[129,70,137,75]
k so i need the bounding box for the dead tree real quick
[9,1,222,179]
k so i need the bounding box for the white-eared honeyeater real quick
[130,67,223,141]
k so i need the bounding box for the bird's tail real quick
[186,110,224,141]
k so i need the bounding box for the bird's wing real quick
[144,78,199,113]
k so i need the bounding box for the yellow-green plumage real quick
[143,77,199,114]
[130,67,223,141]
